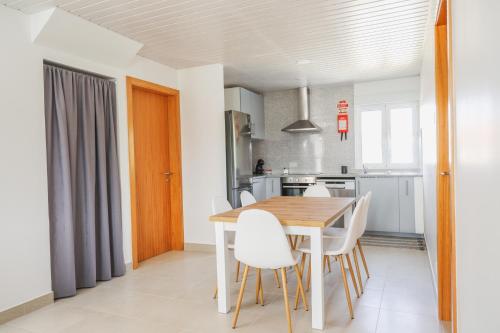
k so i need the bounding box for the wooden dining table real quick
[209,196,356,330]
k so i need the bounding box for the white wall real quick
[419,23,438,289]
[0,6,52,313]
[354,76,420,106]
[179,64,226,245]
[0,5,178,312]
[452,0,500,331]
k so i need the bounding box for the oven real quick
[281,176,317,196]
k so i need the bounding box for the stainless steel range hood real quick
[281,87,321,133]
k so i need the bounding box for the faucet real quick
[362,164,367,174]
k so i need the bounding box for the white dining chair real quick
[240,190,257,206]
[296,197,366,319]
[303,184,331,197]
[302,184,332,273]
[323,192,372,294]
[232,209,308,333]
[239,190,282,288]
[352,192,372,292]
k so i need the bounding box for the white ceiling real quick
[3,0,433,92]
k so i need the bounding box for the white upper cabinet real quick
[225,87,265,139]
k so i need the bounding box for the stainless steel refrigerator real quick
[225,110,253,208]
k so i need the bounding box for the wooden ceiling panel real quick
[3,0,436,91]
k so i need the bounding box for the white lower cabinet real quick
[358,177,400,232]
[252,177,266,201]
[265,177,281,199]
[358,176,420,233]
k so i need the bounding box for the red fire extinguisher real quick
[338,113,348,141]
[337,100,349,141]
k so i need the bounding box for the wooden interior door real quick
[435,0,456,329]
[127,77,184,268]
[132,88,171,262]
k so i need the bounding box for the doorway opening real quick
[126,77,184,269]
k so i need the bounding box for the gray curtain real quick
[43,64,125,299]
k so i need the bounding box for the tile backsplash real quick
[252,84,355,174]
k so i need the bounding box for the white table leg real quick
[341,205,354,268]
[215,223,231,313]
[310,227,325,330]
[343,204,353,229]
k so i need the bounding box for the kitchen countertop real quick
[253,172,423,178]
[251,173,284,179]
[355,172,422,177]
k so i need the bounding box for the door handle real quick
[440,171,450,176]
[162,172,172,175]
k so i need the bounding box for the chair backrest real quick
[303,184,330,197]
[338,196,365,254]
[234,209,296,269]
[240,190,257,206]
[212,197,233,215]
[212,197,235,243]
[357,191,372,239]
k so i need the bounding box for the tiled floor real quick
[1,246,451,333]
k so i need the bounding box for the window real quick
[357,103,419,169]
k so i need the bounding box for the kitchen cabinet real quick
[398,177,416,233]
[224,87,265,139]
[252,177,266,201]
[358,177,400,232]
[358,176,420,233]
[265,177,281,199]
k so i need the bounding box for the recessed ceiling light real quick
[296,59,312,65]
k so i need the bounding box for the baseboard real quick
[424,233,438,297]
[0,292,54,325]
[184,242,215,253]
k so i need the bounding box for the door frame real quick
[126,76,184,269]
[435,0,457,330]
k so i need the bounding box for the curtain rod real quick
[43,60,116,81]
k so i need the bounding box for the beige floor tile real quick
[6,304,104,333]
[0,325,33,333]
[3,246,448,333]
[376,310,449,333]
[363,276,385,291]
[380,288,437,317]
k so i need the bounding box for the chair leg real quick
[323,255,327,273]
[232,265,250,328]
[259,271,264,306]
[293,264,308,311]
[346,253,360,298]
[235,261,240,282]
[213,286,218,299]
[255,268,264,305]
[352,247,363,294]
[338,255,354,319]
[327,256,332,273]
[293,235,299,249]
[357,239,370,278]
[280,267,293,333]
[306,255,312,291]
[288,235,294,249]
[274,269,281,288]
[294,253,307,310]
